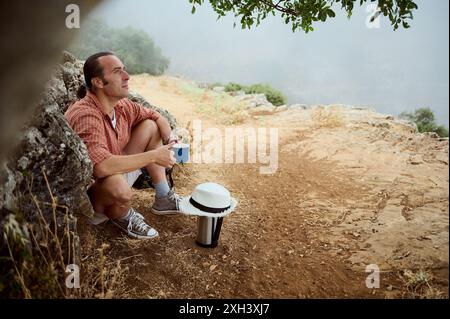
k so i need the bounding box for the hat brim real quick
[179,196,238,217]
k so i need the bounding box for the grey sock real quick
[119,208,132,221]
[154,180,170,198]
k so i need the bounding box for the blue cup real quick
[172,143,190,163]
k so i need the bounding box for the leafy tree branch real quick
[189,0,418,32]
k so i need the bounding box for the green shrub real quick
[217,82,287,106]
[224,82,243,92]
[434,125,449,138]
[399,107,449,137]
[244,84,286,106]
[69,19,169,75]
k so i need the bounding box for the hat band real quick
[189,197,231,214]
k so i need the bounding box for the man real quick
[65,52,181,240]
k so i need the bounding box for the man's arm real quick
[68,109,176,179]
[94,142,176,179]
[155,115,172,144]
[129,100,173,144]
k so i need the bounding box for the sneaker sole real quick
[88,218,109,226]
[88,213,110,225]
[110,220,159,240]
[150,207,182,216]
[127,230,159,240]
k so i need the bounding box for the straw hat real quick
[179,182,237,217]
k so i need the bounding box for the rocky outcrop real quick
[47,51,86,113]
[0,52,94,220]
[0,53,94,298]
[0,54,95,283]
[235,93,273,109]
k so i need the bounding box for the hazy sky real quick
[84,0,449,126]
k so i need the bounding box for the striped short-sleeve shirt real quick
[65,91,160,166]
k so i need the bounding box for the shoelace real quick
[167,191,181,209]
[128,211,150,234]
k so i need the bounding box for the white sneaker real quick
[110,208,159,239]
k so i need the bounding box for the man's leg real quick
[88,174,131,220]
[88,174,158,239]
[124,119,181,214]
[123,119,170,196]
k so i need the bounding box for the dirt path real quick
[79,74,448,298]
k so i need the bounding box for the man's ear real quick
[91,77,104,89]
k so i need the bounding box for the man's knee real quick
[92,174,132,204]
[111,184,132,203]
[138,119,159,135]
[131,119,161,147]
[110,177,132,203]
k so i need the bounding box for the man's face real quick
[96,55,130,99]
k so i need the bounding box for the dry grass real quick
[1,168,74,298]
[179,82,249,125]
[399,269,447,299]
[74,242,128,299]
[2,214,32,298]
[0,167,126,299]
[159,79,168,87]
[312,106,344,129]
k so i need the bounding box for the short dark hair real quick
[83,51,114,91]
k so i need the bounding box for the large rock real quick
[235,93,274,109]
[395,119,418,133]
[47,51,86,113]
[2,102,94,219]
[0,53,95,276]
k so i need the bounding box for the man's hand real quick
[156,116,173,145]
[153,141,177,168]
[162,134,179,145]
[168,136,179,144]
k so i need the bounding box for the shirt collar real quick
[86,91,108,116]
[86,91,124,117]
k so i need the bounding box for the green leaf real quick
[191,6,196,14]
[188,0,418,33]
